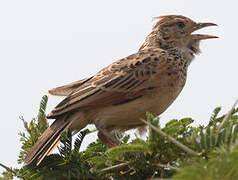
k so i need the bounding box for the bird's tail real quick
[24,115,71,166]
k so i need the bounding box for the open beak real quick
[190,22,218,40]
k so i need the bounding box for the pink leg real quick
[98,132,117,147]
[95,124,120,147]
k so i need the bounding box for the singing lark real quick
[24,15,217,165]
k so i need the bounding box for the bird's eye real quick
[176,22,185,28]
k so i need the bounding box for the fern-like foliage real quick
[1,95,238,180]
[173,144,238,180]
[189,107,238,154]
[18,95,49,164]
[20,129,95,180]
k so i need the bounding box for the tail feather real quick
[36,133,61,166]
[24,115,71,165]
[35,120,70,166]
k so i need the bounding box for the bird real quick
[24,15,218,165]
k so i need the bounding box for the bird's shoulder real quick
[91,47,169,90]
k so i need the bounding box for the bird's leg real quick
[95,124,120,147]
[98,132,117,147]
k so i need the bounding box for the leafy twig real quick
[98,162,131,173]
[140,118,198,156]
[0,163,15,174]
[218,99,238,131]
[152,163,179,171]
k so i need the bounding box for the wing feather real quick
[48,77,93,96]
[47,48,168,118]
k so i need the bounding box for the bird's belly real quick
[90,82,184,130]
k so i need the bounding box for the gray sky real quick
[0,0,237,172]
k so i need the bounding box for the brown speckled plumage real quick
[24,15,217,165]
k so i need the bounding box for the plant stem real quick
[218,99,238,131]
[0,163,15,174]
[152,163,179,171]
[98,162,131,173]
[140,118,198,156]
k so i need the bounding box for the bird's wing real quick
[48,77,93,96]
[47,47,168,118]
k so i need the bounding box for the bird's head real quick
[141,15,218,55]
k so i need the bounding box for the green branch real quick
[140,118,198,156]
[218,99,238,131]
[98,162,131,173]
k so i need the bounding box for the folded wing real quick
[47,48,168,119]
